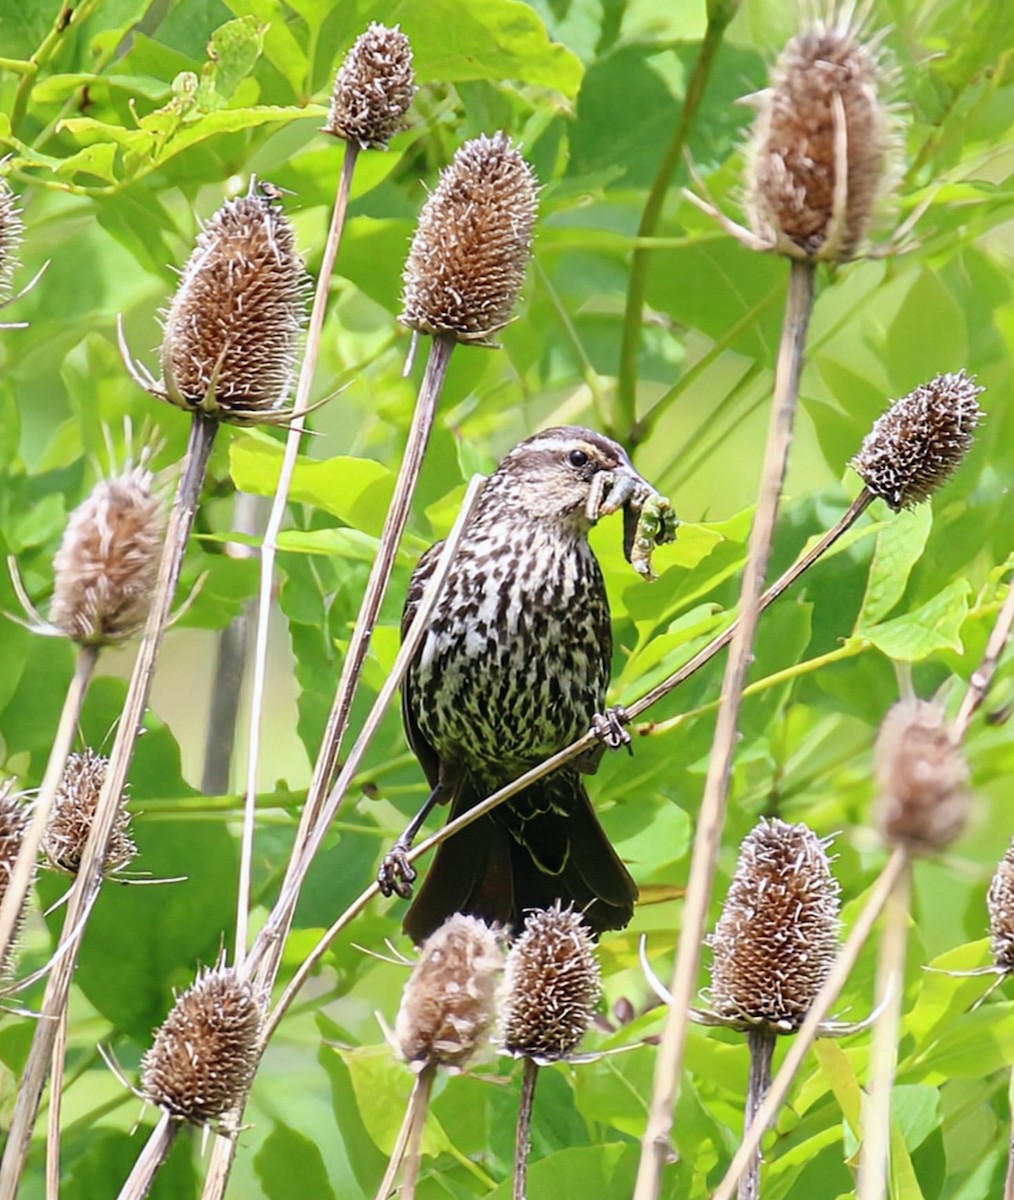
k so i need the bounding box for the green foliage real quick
[1,0,1014,1197]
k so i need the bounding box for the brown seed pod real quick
[400,132,538,345]
[745,19,894,260]
[50,461,164,645]
[140,965,263,1125]
[501,904,602,1061]
[42,749,135,876]
[988,838,1014,975]
[160,190,308,420]
[323,23,415,149]
[850,370,985,511]
[395,913,503,1069]
[874,699,969,853]
[708,819,841,1030]
[0,781,30,973]
[0,178,24,304]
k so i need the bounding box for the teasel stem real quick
[712,847,907,1200]
[0,415,218,1200]
[634,257,816,1200]
[0,642,98,973]
[955,570,1014,739]
[1006,1074,1014,1200]
[116,1114,179,1200]
[514,1058,540,1200]
[234,141,360,966]
[856,861,911,1200]
[46,1008,69,1200]
[375,1066,436,1200]
[615,4,734,443]
[740,1029,777,1200]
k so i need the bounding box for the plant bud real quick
[395,914,503,1069]
[400,132,538,345]
[874,699,969,853]
[42,749,135,876]
[50,462,164,645]
[323,23,415,149]
[501,904,601,1061]
[141,965,263,1124]
[745,20,893,259]
[988,838,1014,975]
[160,190,308,420]
[708,819,841,1029]
[0,179,23,304]
[850,370,984,510]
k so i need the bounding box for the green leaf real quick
[862,578,971,661]
[857,505,932,628]
[254,1123,337,1200]
[197,15,265,108]
[486,1143,634,1200]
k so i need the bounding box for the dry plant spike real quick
[0,783,29,975]
[874,699,970,853]
[140,964,263,1127]
[50,457,165,646]
[323,23,415,149]
[708,818,841,1030]
[502,903,602,1062]
[743,14,895,260]
[850,370,985,511]
[157,186,309,423]
[395,913,503,1070]
[0,177,24,306]
[400,132,539,344]
[987,838,1014,977]
[42,750,136,877]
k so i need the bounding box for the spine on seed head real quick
[708,818,841,1030]
[0,179,24,304]
[988,838,1014,976]
[43,749,135,876]
[501,904,602,1061]
[323,23,415,149]
[400,132,539,345]
[395,913,503,1069]
[0,782,30,974]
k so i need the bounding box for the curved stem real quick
[514,1059,540,1200]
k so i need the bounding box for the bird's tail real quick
[402,769,637,944]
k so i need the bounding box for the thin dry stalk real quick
[954,573,1014,739]
[116,1113,180,1200]
[0,643,98,971]
[711,848,908,1200]
[856,861,911,1200]
[740,1029,777,1200]
[373,1067,434,1200]
[634,258,817,1200]
[0,416,218,1200]
[46,1008,69,1200]
[235,142,360,964]
[1006,1072,1014,1200]
[400,1065,435,1200]
[514,1058,540,1200]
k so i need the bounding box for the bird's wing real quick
[400,540,445,791]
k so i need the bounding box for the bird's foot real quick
[578,706,633,773]
[377,845,417,899]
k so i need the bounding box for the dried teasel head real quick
[42,749,135,876]
[501,904,602,1061]
[140,965,263,1125]
[850,370,985,511]
[395,914,503,1070]
[744,16,895,260]
[0,781,30,972]
[158,187,308,423]
[50,457,164,646]
[400,132,538,345]
[988,838,1014,976]
[323,23,415,149]
[874,699,970,853]
[708,819,841,1030]
[0,178,24,305]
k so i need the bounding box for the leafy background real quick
[1,0,1014,1196]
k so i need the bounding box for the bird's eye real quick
[568,448,590,468]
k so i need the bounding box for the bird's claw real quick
[593,706,633,753]
[378,847,417,899]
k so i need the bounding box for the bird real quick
[378,425,664,944]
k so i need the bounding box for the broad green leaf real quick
[197,15,265,108]
[253,1123,337,1200]
[862,578,970,661]
[486,1143,634,1200]
[858,505,932,628]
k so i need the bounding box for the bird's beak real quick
[594,458,655,519]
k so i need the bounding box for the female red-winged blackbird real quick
[380,426,660,943]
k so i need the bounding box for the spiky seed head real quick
[42,749,135,876]
[324,23,415,149]
[874,700,970,853]
[708,819,841,1030]
[395,914,503,1069]
[0,781,30,973]
[160,192,307,419]
[400,132,538,345]
[850,370,985,511]
[0,179,23,303]
[501,904,602,1061]
[141,966,263,1124]
[745,20,893,260]
[50,462,164,645]
[988,838,1014,975]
